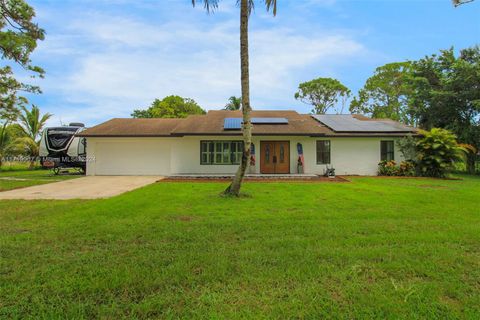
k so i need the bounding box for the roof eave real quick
[78,134,175,138]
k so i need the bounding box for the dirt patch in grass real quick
[12,229,30,234]
[417,184,450,189]
[439,295,462,309]
[171,215,197,222]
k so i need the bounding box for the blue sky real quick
[23,0,480,126]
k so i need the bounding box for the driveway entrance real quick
[0,176,162,200]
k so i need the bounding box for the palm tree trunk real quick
[224,0,252,196]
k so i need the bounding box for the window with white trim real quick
[200,141,243,165]
[316,140,331,164]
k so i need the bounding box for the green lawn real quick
[1,176,479,318]
[0,169,81,191]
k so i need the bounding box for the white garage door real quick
[94,140,171,175]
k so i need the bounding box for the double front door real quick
[260,141,290,174]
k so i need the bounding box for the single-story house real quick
[78,110,417,176]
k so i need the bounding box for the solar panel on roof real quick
[224,118,243,130]
[251,117,288,124]
[312,115,413,132]
[224,117,289,130]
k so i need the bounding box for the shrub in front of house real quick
[396,135,417,162]
[416,128,467,178]
[378,160,416,176]
[378,160,398,176]
[398,160,416,176]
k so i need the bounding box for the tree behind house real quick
[224,96,241,110]
[294,77,350,114]
[349,62,415,125]
[131,95,205,118]
[410,46,480,173]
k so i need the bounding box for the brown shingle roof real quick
[78,118,184,137]
[79,110,418,137]
[171,110,333,136]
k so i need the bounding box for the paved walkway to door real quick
[0,176,163,200]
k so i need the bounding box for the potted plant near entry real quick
[297,156,304,174]
[297,143,304,174]
[249,143,256,174]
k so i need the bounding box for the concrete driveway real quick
[0,176,163,200]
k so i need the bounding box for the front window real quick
[381,141,395,161]
[316,140,331,164]
[200,141,243,165]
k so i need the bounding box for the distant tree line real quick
[295,46,480,173]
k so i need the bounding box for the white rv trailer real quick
[39,123,87,173]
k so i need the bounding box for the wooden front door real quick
[260,141,290,174]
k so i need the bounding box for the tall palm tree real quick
[10,105,52,168]
[224,96,242,110]
[192,0,277,196]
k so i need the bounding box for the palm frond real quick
[17,105,52,142]
[192,0,219,13]
[458,143,477,154]
[264,0,277,16]
[452,0,475,7]
[7,136,39,156]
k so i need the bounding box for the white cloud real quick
[34,4,368,126]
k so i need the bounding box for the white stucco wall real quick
[305,137,404,176]
[250,136,404,175]
[86,137,175,176]
[86,135,405,176]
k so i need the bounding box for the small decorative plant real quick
[378,160,416,177]
[398,160,416,176]
[378,160,399,176]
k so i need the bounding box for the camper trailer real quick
[39,123,87,173]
